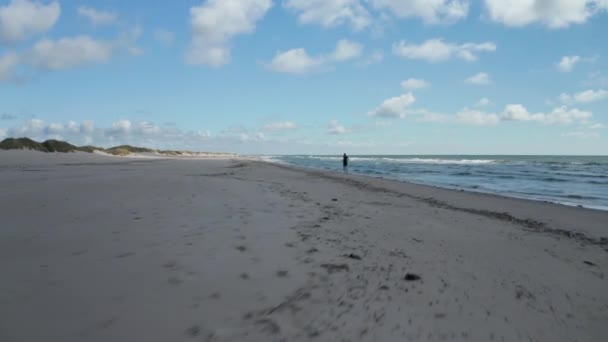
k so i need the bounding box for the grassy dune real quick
[0,137,234,156]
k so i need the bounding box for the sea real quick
[263,155,608,211]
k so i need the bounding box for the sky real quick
[0,0,607,155]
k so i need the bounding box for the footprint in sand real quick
[168,276,182,285]
[320,263,349,273]
[163,260,178,269]
[116,252,134,258]
[255,319,280,334]
[185,325,200,337]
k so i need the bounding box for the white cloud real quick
[134,121,161,135]
[501,104,592,125]
[0,128,6,138]
[370,0,469,24]
[0,0,60,44]
[81,120,95,134]
[465,72,491,85]
[456,108,500,125]
[0,52,19,81]
[558,93,572,104]
[542,106,592,124]
[589,123,605,129]
[110,120,131,135]
[392,39,496,62]
[45,122,63,134]
[328,120,349,134]
[484,0,608,28]
[1,118,286,152]
[267,39,363,74]
[8,118,45,137]
[558,55,597,73]
[563,131,600,139]
[583,70,608,87]
[501,104,542,121]
[367,92,416,118]
[0,28,141,82]
[65,121,79,134]
[559,89,608,104]
[574,89,608,103]
[450,104,593,126]
[557,55,580,72]
[331,39,363,61]
[406,108,449,122]
[77,6,117,26]
[284,0,371,31]
[401,78,430,90]
[422,104,592,129]
[475,97,491,107]
[187,0,272,66]
[267,48,325,74]
[155,28,175,46]
[265,121,297,131]
[4,118,189,148]
[24,35,114,70]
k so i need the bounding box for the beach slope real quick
[0,152,606,341]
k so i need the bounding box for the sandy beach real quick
[1,151,606,342]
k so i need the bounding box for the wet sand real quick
[1,151,606,341]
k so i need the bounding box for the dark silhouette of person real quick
[342,153,349,174]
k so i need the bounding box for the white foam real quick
[286,156,496,165]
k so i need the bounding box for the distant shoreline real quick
[264,155,608,212]
[258,158,608,212]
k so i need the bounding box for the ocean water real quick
[264,155,608,210]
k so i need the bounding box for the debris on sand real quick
[344,253,362,260]
[404,273,421,281]
[321,263,350,273]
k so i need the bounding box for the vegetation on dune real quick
[105,148,131,156]
[0,137,235,156]
[76,145,106,153]
[41,139,79,153]
[0,138,48,152]
[105,145,155,154]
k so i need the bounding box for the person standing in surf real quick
[342,153,349,174]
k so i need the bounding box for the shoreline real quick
[260,156,608,212]
[262,160,608,245]
[1,152,607,341]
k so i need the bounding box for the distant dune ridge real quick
[0,137,234,157]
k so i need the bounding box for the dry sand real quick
[0,151,606,342]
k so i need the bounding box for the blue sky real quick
[0,0,607,154]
